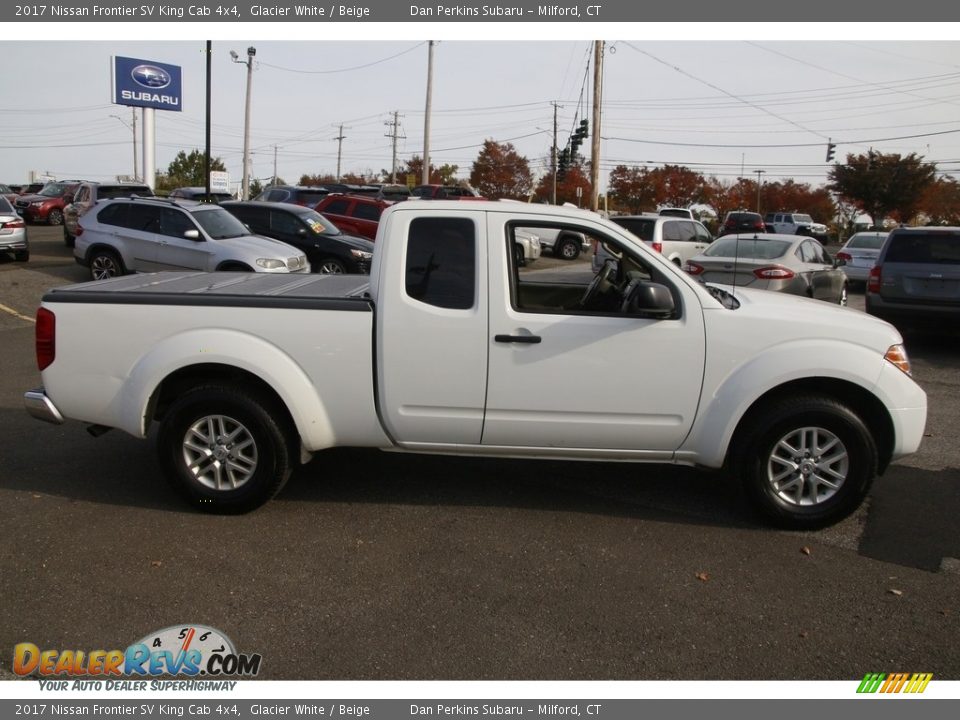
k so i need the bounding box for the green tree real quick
[395,156,460,186]
[159,149,226,191]
[828,152,936,227]
[469,140,533,200]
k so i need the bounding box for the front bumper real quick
[24,388,65,425]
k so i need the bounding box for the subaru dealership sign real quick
[113,56,182,111]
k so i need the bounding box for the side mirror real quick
[622,280,676,319]
[183,229,201,241]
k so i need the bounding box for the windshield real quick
[704,236,792,259]
[192,206,251,239]
[298,209,341,235]
[847,233,886,249]
[39,183,70,197]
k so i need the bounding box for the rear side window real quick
[322,199,350,215]
[405,217,476,310]
[97,202,132,228]
[884,234,960,264]
[293,191,328,206]
[612,218,655,242]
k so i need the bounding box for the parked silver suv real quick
[74,197,309,280]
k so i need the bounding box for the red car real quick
[314,194,394,241]
[15,181,81,226]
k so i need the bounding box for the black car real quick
[252,185,332,207]
[221,201,374,274]
[719,211,771,236]
[168,187,234,203]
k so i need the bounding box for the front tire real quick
[157,384,294,513]
[318,258,347,274]
[47,209,64,226]
[734,394,877,528]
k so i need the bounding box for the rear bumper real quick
[24,388,65,425]
[866,293,960,325]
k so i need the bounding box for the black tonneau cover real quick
[43,272,373,312]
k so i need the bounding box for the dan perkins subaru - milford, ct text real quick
[410,5,601,17]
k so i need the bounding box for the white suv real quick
[764,212,828,241]
[595,214,713,270]
[74,197,309,280]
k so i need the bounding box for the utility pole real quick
[385,111,404,183]
[272,144,278,185]
[422,40,435,186]
[590,40,604,212]
[754,169,766,213]
[334,124,347,182]
[551,101,560,205]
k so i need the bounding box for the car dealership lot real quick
[1,226,958,680]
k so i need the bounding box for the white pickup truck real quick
[24,201,927,527]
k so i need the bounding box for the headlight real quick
[350,249,373,259]
[256,258,285,269]
[31,201,45,207]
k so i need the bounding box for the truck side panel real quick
[41,302,391,451]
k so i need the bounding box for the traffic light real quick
[574,119,589,142]
[557,147,570,179]
[825,142,836,163]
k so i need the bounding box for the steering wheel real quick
[580,259,618,309]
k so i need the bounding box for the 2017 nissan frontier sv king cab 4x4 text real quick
[24,201,927,528]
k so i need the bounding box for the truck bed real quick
[44,272,372,311]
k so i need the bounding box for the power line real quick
[257,43,426,74]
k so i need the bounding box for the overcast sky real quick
[2,36,959,193]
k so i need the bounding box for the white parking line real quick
[0,303,35,323]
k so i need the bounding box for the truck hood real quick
[705,284,902,354]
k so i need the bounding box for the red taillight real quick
[75,226,83,236]
[652,240,663,253]
[683,261,704,275]
[753,265,795,280]
[4,218,25,229]
[36,308,55,371]
[836,251,852,262]
[868,265,882,293]
[753,220,765,230]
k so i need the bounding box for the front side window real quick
[353,203,382,221]
[160,208,197,238]
[192,207,249,240]
[270,209,302,235]
[405,217,476,310]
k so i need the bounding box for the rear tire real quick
[733,394,877,529]
[89,249,125,280]
[14,250,29,262]
[157,384,294,513]
[63,227,75,248]
[556,236,580,261]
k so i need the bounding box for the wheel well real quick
[728,378,895,473]
[85,244,122,264]
[148,363,298,444]
[216,261,253,271]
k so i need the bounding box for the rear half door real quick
[376,209,489,445]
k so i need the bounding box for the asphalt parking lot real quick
[1,226,958,681]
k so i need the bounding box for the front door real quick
[483,216,707,455]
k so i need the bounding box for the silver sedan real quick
[0,196,28,262]
[683,233,848,305]
[836,231,888,283]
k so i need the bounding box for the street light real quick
[231,46,256,200]
[110,110,138,181]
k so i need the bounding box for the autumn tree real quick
[158,149,226,191]
[394,156,459,186]
[648,165,704,209]
[920,177,960,225]
[533,160,592,207]
[469,141,533,200]
[828,152,936,227]
[607,165,655,214]
[761,179,835,224]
